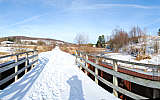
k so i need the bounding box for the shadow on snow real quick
[0,57,49,100]
[67,75,84,100]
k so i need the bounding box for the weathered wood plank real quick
[113,60,118,97]
[78,51,160,68]
[77,61,148,100]
[0,59,26,73]
[0,59,38,86]
[28,54,38,59]
[0,54,38,73]
[0,50,38,60]
[86,59,160,89]
[98,75,148,100]
[25,53,28,73]
[15,55,18,81]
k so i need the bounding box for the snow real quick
[0,46,119,100]
[0,47,14,53]
[0,46,33,53]
[104,53,160,65]
[104,53,160,73]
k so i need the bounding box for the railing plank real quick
[86,59,160,89]
[80,51,160,68]
[77,61,148,100]
[0,55,38,73]
[0,50,37,60]
[113,60,118,97]
[15,55,18,81]
[0,59,26,73]
[25,53,28,73]
[0,59,38,86]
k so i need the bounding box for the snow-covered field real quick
[0,46,33,53]
[105,53,160,65]
[0,47,15,53]
[104,53,160,73]
[0,47,119,100]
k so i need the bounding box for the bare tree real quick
[109,28,129,52]
[129,26,145,43]
[74,33,88,46]
[154,40,159,54]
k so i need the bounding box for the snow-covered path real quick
[0,47,119,100]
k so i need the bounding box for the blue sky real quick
[0,0,160,43]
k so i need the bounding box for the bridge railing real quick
[75,50,160,100]
[0,50,38,89]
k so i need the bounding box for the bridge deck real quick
[0,47,119,100]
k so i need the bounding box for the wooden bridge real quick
[75,50,160,100]
[0,49,160,100]
[0,47,119,100]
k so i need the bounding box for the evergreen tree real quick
[96,35,105,48]
[158,29,160,36]
[101,35,105,47]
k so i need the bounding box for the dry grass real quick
[60,44,106,55]
[37,45,55,53]
[0,45,55,64]
[135,55,151,61]
[0,52,9,56]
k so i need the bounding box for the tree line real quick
[107,26,147,52]
[74,26,148,51]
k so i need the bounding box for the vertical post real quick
[79,52,82,70]
[113,60,118,97]
[153,88,160,99]
[15,55,18,82]
[25,52,28,74]
[31,51,34,69]
[95,58,99,84]
[75,50,78,64]
[36,50,38,64]
[85,54,88,75]
[100,58,103,78]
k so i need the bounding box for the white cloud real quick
[0,13,47,29]
[70,3,159,10]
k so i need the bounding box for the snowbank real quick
[104,53,160,72]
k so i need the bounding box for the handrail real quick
[78,61,148,100]
[75,50,160,99]
[0,59,38,86]
[77,50,160,68]
[0,50,38,60]
[0,50,38,89]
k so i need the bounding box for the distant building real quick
[1,41,14,45]
[56,41,64,45]
[93,44,96,47]
[21,40,38,44]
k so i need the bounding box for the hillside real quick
[0,36,71,44]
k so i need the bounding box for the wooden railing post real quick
[15,55,18,81]
[79,52,82,70]
[36,50,38,64]
[85,54,88,75]
[113,60,118,97]
[153,88,160,99]
[95,58,99,84]
[75,50,78,64]
[25,52,28,74]
[31,52,34,69]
